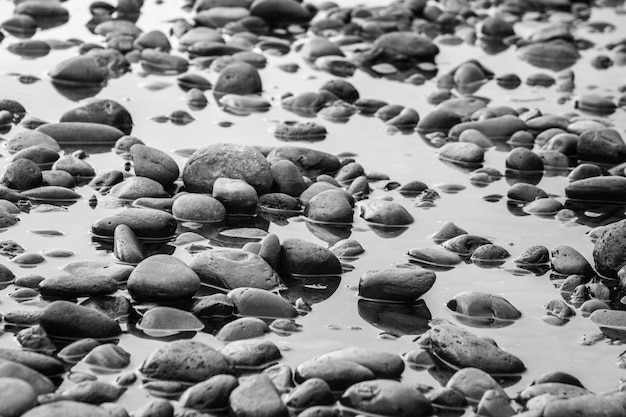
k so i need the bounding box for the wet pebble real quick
[179,374,238,411]
[39,300,121,340]
[191,249,279,290]
[279,238,342,277]
[216,317,270,342]
[128,254,200,303]
[438,142,485,166]
[227,287,298,319]
[359,268,436,303]
[139,340,234,384]
[341,379,433,417]
[183,143,272,194]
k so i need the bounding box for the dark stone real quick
[39,300,121,340]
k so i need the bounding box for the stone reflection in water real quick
[357,299,431,337]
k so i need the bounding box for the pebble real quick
[212,177,258,215]
[266,146,340,179]
[566,176,626,204]
[419,319,525,374]
[179,374,239,411]
[305,189,354,224]
[91,208,177,240]
[229,373,289,417]
[358,268,436,302]
[438,142,485,166]
[40,300,121,340]
[127,254,200,302]
[341,379,433,417]
[295,358,375,391]
[449,114,527,140]
[139,340,234,384]
[227,287,298,319]
[279,237,342,277]
[183,143,272,195]
[191,249,279,290]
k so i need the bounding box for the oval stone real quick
[228,373,288,417]
[227,287,298,319]
[190,249,280,290]
[317,347,404,379]
[220,339,282,369]
[130,144,180,187]
[305,189,354,224]
[422,319,525,374]
[359,268,436,302]
[213,62,262,97]
[109,176,168,200]
[60,99,133,135]
[360,199,414,226]
[39,274,118,299]
[341,379,433,417]
[172,193,226,222]
[279,238,342,277]
[566,177,626,204]
[295,358,375,391]
[39,300,121,340]
[438,142,485,166]
[179,374,238,411]
[449,115,527,140]
[139,340,234,383]
[266,146,341,179]
[91,208,177,240]
[127,254,201,302]
[37,122,124,145]
[183,143,272,195]
[593,219,626,278]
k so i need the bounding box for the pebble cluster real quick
[0,0,626,416]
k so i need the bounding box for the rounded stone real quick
[249,0,311,27]
[39,300,121,340]
[139,340,234,383]
[305,189,354,224]
[190,249,280,290]
[216,317,270,341]
[266,146,341,179]
[317,347,404,379]
[359,268,436,303]
[593,219,626,278]
[108,176,168,200]
[1,158,42,190]
[577,128,626,166]
[37,122,125,146]
[438,142,485,165]
[91,208,178,240]
[213,62,262,97]
[212,177,258,215]
[183,143,272,195]
[127,254,201,302]
[279,237,342,277]
[172,193,226,222]
[130,144,180,187]
[227,287,298,319]
[49,55,109,86]
[341,379,433,417]
[360,199,414,226]
[270,159,307,197]
[60,99,133,135]
[506,148,544,172]
[0,377,37,417]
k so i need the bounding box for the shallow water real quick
[1,0,626,411]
